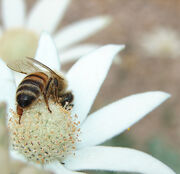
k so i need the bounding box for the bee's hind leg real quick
[43,93,52,113]
[43,77,53,113]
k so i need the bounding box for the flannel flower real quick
[140,27,180,59]
[0,0,110,64]
[0,32,176,174]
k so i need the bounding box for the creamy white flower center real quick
[8,97,80,165]
[0,28,38,62]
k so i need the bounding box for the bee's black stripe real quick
[20,79,44,90]
[17,85,40,95]
[17,93,36,108]
[26,73,47,82]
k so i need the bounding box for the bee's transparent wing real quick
[7,57,64,79]
[26,57,63,79]
[26,57,57,74]
[7,58,41,74]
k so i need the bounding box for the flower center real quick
[8,97,80,165]
[0,28,38,62]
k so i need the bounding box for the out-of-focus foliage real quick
[102,133,134,148]
[88,171,139,174]
[147,137,180,174]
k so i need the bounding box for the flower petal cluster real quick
[140,27,180,59]
[0,0,110,63]
[0,33,175,174]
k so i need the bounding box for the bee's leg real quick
[53,78,59,103]
[59,91,74,108]
[43,94,52,113]
[43,77,53,113]
[17,105,23,124]
[54,87,59,103]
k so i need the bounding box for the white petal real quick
[55,16,111,49]
[14,72,25,87]
[67,45,125,124]
[77,91,170,148]
[27,0,71,34]
[10,149,43,170]
[44,161,86,174]
[2,0,25,29]
[0,26,3,36]
[35,32,60,71]
[9,149,27,162]
[113,55,122,65]
[64,146,175,174]
[0,59,16,117]
[60,44,99,64]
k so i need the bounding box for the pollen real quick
[8,97,80,165]
[0,28,38,63]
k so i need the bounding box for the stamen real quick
[8,97,80,164]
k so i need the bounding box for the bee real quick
[7,57,73,124]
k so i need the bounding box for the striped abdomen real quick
[16,72,48,108]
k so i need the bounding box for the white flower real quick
[0,32,176,174]
[0,0,111,64]
[140,27,180,59]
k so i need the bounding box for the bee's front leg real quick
[59,92,74,109]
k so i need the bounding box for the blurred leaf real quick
[147,137,180,173]
[161,104,175,127]
[102,132,135,148]
[88,170,139,174]
[86,171,139,174]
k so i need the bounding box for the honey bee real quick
[7,57,73,124]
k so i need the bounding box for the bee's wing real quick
[7,58,42,74]
[26,57,64,80]
[7,57,64,79]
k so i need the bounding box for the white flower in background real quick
[0,0,111,64]
[0,33,175,174]
[140,27,180,59]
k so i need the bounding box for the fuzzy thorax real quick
[8,97,80,165]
